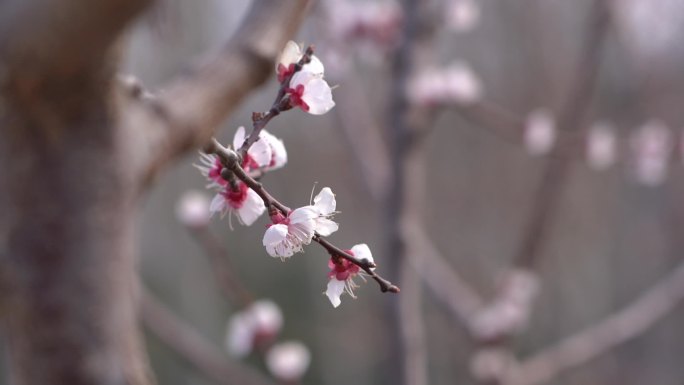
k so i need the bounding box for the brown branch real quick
[140,288,276,385]
[512,0,610,269]
[507,261,684,385]
[122,0,311,185]
[0,0,150,72]
[204,139,400,294]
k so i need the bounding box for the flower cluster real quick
[263,187,339,259]
[196,126,287,226]
[194,41,383,308]
[277,41,335,115]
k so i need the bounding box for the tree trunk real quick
[0,47,150,385]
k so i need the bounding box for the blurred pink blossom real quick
[266,341,311,382]
[524,109,556,156]
[447,0,481,33]
[586,121,616,171]
[630,119,672,186]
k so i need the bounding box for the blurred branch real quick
[328,5,485,336]
[333,76,391,202]
[120,0,311,186]
[512,0,610,269]
[0,0,149,72]
[468,2,612,383]
[141,288,276,385]
[508,261,684,385]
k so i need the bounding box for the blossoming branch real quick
[196,42,399,308]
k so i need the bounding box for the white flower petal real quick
[313,187,336,215]
[237,189,266,226]
[350,243,374,265]
[233,126,247,150]
[289,206,318,224]
[289,220,316,244]
[326,279,346,308]
[209,193,226,215]
[263,224,296,258]
[303,55,325,76]
[290,70,313,88]
[277,41,302,70]
[302,77,335,115]
[262,130,288,170]
[249,137,273,168]
[315,218,339,237]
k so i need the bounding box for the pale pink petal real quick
[262,130,288,170]
[350,243,374,265]
[289,206,318,224]
[326,279,346,308]
[290,70,313,88]
[303,55,325,76]
[277,41,302,71]
[302,77,335,115]
[263,224,290,257]
[249,137,273,168]
[290,220,316,244]
[314,218,339,237]
[209,193,227,216]
[313,187,336,215]
[233,126,247,150]
[237,189,266,226]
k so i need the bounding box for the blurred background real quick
[113,0,684,384]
